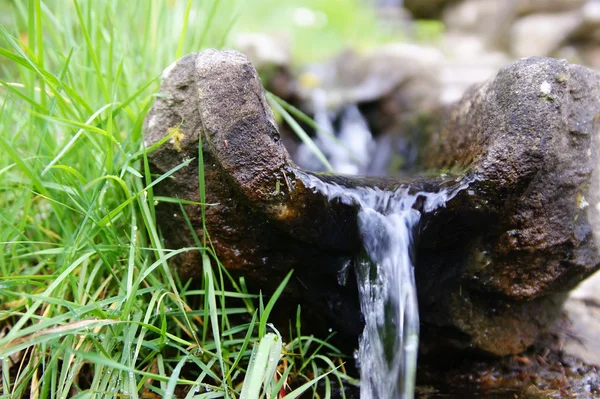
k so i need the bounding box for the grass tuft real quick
[0,1,351,398]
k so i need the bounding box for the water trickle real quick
[296,89,375,174]
[299,172,469,399]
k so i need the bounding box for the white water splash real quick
[296,89,375,174]
[299,172,470,399]
[356,199,420,399]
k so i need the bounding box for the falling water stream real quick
[294,91,468,398]
[300,173,467,399]
[296,89,375,175]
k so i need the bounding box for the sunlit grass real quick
[0,1,354,397]
[236,0,398,63]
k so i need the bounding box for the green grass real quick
[0,1,356,398]
[236,0,397,64]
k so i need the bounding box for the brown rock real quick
[144,50,365,341]
[420,57,600,354]
[144,51,600,356]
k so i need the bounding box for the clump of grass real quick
[0,1,351,397]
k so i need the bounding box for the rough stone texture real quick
[421,57,600,354]
[144,50,365,342]
[145,51,600,357]
[418,345,600,397]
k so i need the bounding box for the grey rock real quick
[564,270,600,366]
[577,44,600,70]
[422,57,600,354]
[510,11,582,58]
[145,51,600,358]
[515,0,587,15]
[443,0,516,44]
[569,1,600,42]
[443,0,588,53]
[297,44,443,112]
[144,50,365,343]
[439,33,512,103]
[234,33,290,70]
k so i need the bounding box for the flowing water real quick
[299,171,469,399]
[294,87,471,398]
[296,89,375,175]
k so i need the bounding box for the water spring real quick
[296,89,375,175]
[300,172,468,398]
[294,91,470,397]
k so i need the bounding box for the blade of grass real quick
[258,270,293,338]
[239,332,282,399]
[202,253,226,387]
[41,102,117,175]
[267,93,334,172]
[176,0,193,59]
[72,0,110,103]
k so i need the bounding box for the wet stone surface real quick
[144,50,600,396]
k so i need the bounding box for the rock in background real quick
[438,0,600,68]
